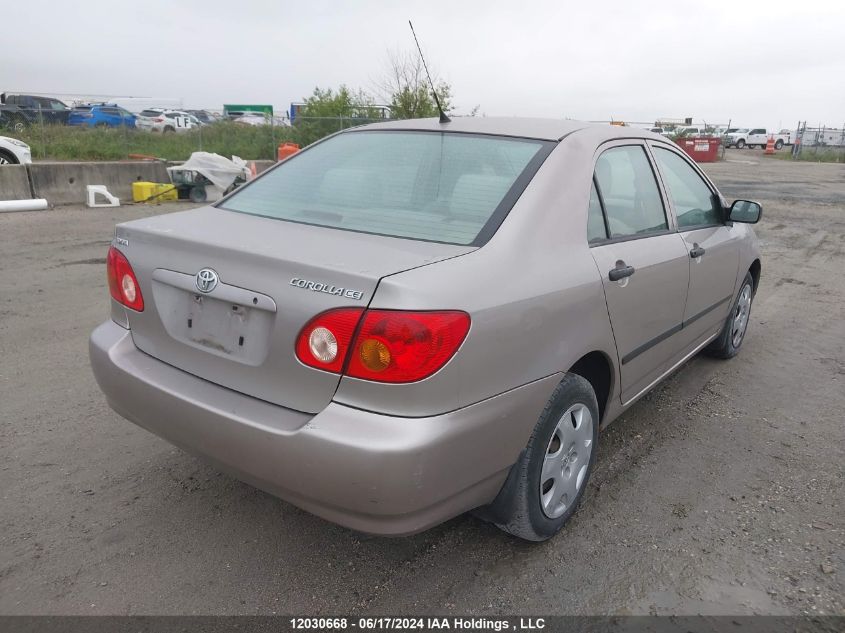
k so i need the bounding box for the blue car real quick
[68,103,136,128]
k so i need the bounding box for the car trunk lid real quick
[115,206,474,413]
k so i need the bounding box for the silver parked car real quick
[90,118,762,541]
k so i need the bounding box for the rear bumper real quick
[89,320,558,535]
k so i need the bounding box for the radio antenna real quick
[408,20,450,123]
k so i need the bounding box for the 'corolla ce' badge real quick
[196,268,219,293]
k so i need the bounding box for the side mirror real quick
[729,200,762,223]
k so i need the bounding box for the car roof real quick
[352,116,664,143]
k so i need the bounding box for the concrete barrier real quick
[254,160,275,174]
[0,165,35,200]
[29,161,170,206]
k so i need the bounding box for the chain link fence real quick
[790,121,845,161]
[3,103,843,164]
[0,104,391,163]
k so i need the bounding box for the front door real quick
[588,144,690,403]
[650,145,740,346]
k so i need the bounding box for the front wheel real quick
[0,149,18,165]
[774,139,784,150]
[484,373,599,541]
[736,139,746,149]
[706,272,754,359]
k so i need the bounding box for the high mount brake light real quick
[295,309,470,383]
[106,246,144,311]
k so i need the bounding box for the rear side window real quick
[587,180,607,243]
[594,146,667,238]
[652,147,720,228]
[221,131,549,245]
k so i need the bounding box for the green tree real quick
[377,50,452,119]
[296,85,383,145]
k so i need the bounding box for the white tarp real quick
[167,152,250,191]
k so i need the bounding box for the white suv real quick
[0,136,31,165]
[136,109,200,133]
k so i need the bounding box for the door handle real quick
[690,245,706,258]
[608,263,636,281]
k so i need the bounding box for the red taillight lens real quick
[154,116,164,122]
[295,308,365,373]
[346,310,470,383]
[295,309,470,383]
[106,246,144,311]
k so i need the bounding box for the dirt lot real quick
[1,150,843,616]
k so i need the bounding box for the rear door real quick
[649,144,740,345]
[101,107,121,126]
[748,128,767,146]
[589,143,690,403]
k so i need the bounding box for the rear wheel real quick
[10,117,26,134]
[483,373,599,541]
[0,149,18,165]
[775,139,784,150]
[189,185,207,203]
[706,272,754,359]
[163,126,175,134]
[736,139,746,149]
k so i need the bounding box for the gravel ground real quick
[0,150,843,615]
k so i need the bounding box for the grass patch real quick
[15,122,301,162]
[771,148,845,163]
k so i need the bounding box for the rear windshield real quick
[220,131,550,245]
[139,109,161,117]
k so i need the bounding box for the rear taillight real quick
[154,117,164,122]
[295,308,365,373]
[295,309,470,383]
[106,246,144,311]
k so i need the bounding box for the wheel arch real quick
[749,258,762,297]
[0,148,19,164]
[567,350,613,424]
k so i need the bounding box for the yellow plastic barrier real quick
[132,181,178,203]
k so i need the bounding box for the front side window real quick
[594,146,667,238]
[221,131,549,245]
[652,147,720,228]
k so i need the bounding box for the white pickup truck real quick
[725,128,793,150]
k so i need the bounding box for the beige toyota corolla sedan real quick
[90,118,762,541]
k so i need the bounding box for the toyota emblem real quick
[195,268,219,293]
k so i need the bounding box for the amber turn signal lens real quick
[359,338,391,372]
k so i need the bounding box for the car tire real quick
[482,373,599,542]
[736,139,746,149]
[0,149,19,165]
[163,126,175,134]
[189,185,207,203]
[706,271,755,359]
[775,139,784,150]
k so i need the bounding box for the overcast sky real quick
[4,0,844,129]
